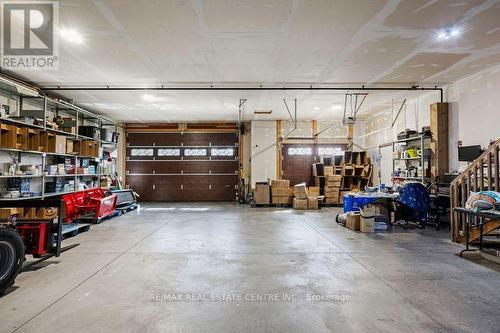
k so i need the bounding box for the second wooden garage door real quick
[126,132,238,202]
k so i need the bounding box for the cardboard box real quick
[0,208,22,218]
[271,187,292,197]
[324,186,340,194]
[15,127,29,150]
[21,207,36,220]
[40,131,56,152]
[293,198,308,210]
[27,128,40,151]
[254,183,271,204]
[325,197,340,204]
[308,186,320,196]
[36,207,58,220]
[0,124,17,148]
[75,139,98,157]
[54,135,67,153]
[326,180,342,187]
[293,183,308,199]
[66,139,75,154]
[360,207,376,233]
[324,166,334,176]
[346,212,360,231]
[271,179,290,188]
[307,196,319,210]
[272,196,292,205]
[325,195,339,202]
[326,174,342,182]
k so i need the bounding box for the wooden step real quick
[457,219,500,244]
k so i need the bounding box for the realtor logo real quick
[1,1,59,70]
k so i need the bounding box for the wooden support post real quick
[276,120,281,180]
[312,120,318,144]
[430,102,449,180]
[347,124,353,150]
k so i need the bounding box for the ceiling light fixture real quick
[60,28,84,44]
[437,27,461,40]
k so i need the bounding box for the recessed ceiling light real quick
[60,28,83,44]
[313,107,320,111]
[142,94,155,101]
[450,28,461,37]
[331,104,343,111]
[437,27,461,40]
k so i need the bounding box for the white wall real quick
[316,121,348,143]
[0,90,19,116]
[362,64,500,183]
[281,120,313,138]
[362,92,441,185]
[447,65,500,172]
[250,120,277,186]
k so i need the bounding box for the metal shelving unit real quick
[0,91,119,200]
[392,135,431,184]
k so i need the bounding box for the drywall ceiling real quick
[3,0,500,122]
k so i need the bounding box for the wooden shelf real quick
[0,78,119,202]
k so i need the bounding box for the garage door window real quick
[184,149,207,156]
[131,149,154,156]
[158,148,181,156]
[211,148,234,156]
[318,147,343,156]
[288,147,312,156]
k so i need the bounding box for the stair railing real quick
[450,138,500,242]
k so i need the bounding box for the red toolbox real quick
[15,223,49,258]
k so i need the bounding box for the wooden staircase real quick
[450,138,500,243]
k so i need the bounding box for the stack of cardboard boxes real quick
[292,183,319,210]
[307,186,319,210]
[271,180,292,205]
[342,207,375,233]
[0,207,58,220]
[324,174,342,204]
[360,206,375,233]
[292,183,308,209]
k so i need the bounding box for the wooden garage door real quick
[126,132,239,202]
[282,143,346,186]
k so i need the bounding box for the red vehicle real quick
[0,225,25,294]
[0,188,117,294]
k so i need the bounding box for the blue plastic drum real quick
[343,194,355,213]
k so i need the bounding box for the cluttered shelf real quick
[392,129,433,183]
[0,108,119,200]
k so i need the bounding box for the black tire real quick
[0,227,25,295]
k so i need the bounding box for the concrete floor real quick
[1,203,500,333]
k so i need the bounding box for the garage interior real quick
[1,1,500,332]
